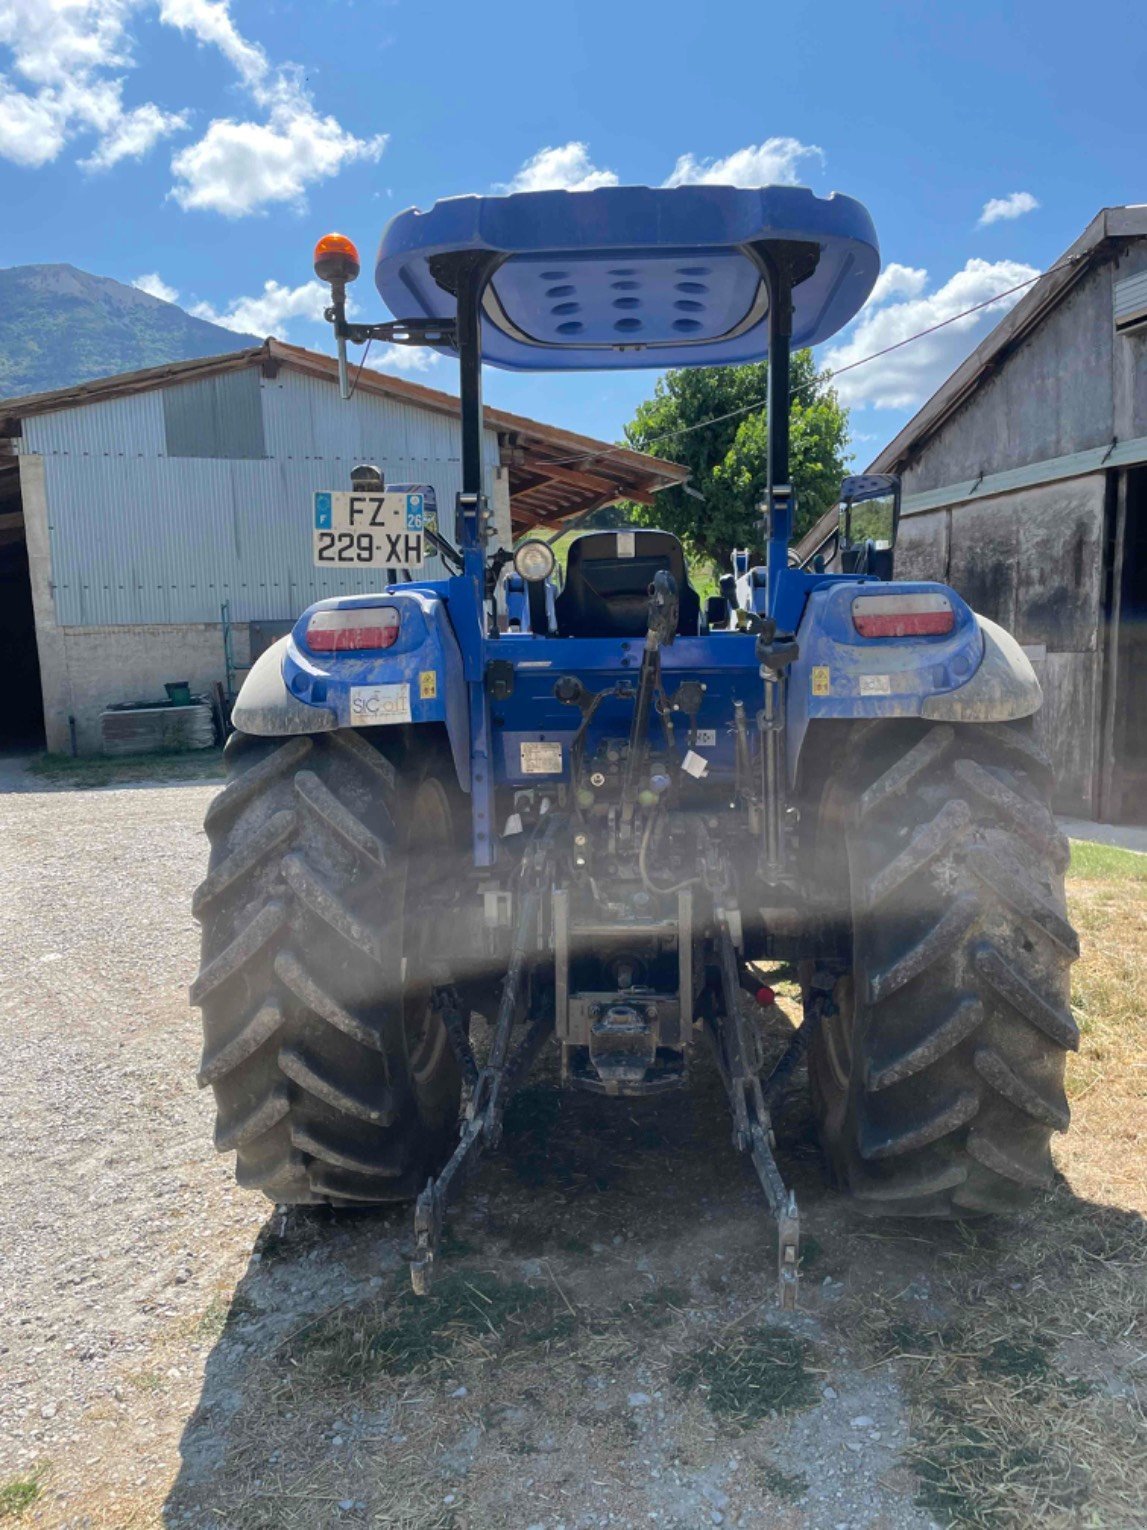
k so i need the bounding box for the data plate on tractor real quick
[313,491,425,569]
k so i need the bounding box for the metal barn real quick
[0,341,685,753]
[799,205,1147,823]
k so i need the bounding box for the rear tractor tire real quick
[191,729,462,1205]
[808,721,1079,1217]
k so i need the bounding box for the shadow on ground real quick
[162,1042,1146,1530]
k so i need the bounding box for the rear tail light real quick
[305,606,400,652]
[852,593,955,638]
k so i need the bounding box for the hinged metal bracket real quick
[325,311,458,349]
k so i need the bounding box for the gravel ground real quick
[0,764,266,1523]
[1,761,1138,1529]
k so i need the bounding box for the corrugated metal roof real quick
[21,370,499,625]
[870,205,1147,475]
[1,337,688,502]
[4,341,688,575]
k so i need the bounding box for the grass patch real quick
[1068,838,1147,882]
[522,1311,580,1345]
[911,1420,1082,1529]
[675,1326,820,1429]
[755,1461,808,1501]
[835,861,1147,1526]
[847,1200,1146,1526]
[125,1368,166,1394]
[287,1270,550,1383]
[1062,869,1145,1201]
[26,748,224,789]
[0,1469,44,1519]
[619,1284,689,1331]
[977,1336,1051,1383]
[187,1289,259,1344]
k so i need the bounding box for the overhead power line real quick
[529,253,1084,475]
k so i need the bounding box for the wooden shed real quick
[801,206,1147,823]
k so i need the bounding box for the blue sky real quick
[1,0,1144,459]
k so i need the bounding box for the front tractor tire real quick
[809,721,1080,1218]
[191,729,461,1205]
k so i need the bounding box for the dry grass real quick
[1057,845,1147,1210]
[26,748,224,788]
[833,848,1147,1528]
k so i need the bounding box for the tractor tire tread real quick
[809,718,1077,1220]
[192,729,460,1205]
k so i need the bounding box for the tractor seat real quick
[553,530,701,639]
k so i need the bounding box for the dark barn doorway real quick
[1103,466,1147,824]
[0,463,45,749]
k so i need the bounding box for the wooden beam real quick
[523,456,657,506]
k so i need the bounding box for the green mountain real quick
[0,264,260,399]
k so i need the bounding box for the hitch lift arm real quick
[411,822,559,1293]
[712,907,802,1309]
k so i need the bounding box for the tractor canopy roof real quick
[374,184,880,372]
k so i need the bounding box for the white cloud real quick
[80,99,188,169]
[187,278,442,370]
[133,271,180,302]
[664,137,823,188]
[160,0,387,216]
[978,191,1039,227]
[189,278,330,334]
[494,134,824,198]
[0,1,386,211]
[822,257,1040,411]
[372,344,441,374]
[0,78,70,167]
[157,0,268,88]
[867,262,927,306]
[0,0,186,170]
[171,95,385,216]
[497,142,618,194]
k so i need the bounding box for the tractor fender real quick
[231,637,338,735]
[231,589,471,791]
[921,614,1041,723]
[787,583,1040,783]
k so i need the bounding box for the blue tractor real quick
[192,186,1078,1306]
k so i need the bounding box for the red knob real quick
[755,985,776,1008]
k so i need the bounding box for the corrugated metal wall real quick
[18,366,499,626]
[162,368,266,459]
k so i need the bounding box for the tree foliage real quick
[623,351,850,569]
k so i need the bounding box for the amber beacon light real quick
[313,233,361,397]
[313,232,361,285]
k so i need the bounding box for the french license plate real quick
[313,491,425,569]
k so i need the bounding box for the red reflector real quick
[755,986,777,1008]
[852,593,954,638]
[306,606,400,652]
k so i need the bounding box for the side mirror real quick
[838,473,901,576]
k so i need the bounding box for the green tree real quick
[622,351,850,569]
